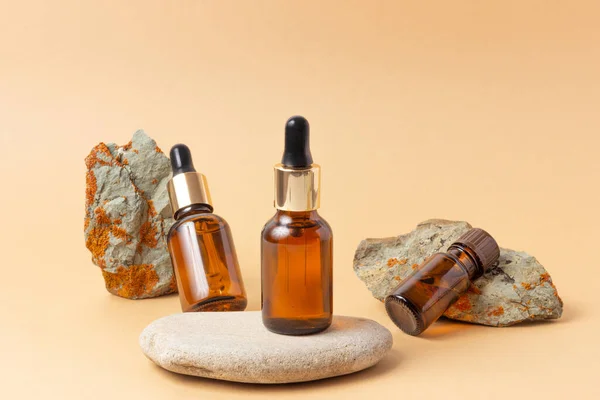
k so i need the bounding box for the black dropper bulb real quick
[281,116,313,168]
[170,144,197,175]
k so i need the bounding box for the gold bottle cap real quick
[274,163,321,211]
[167,172,212,213]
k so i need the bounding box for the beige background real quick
[1,1,599,398]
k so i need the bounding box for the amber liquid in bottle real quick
[168,204,247,312]
[385,249,473,335]
[261,210,333,335]
[385,228,499,336]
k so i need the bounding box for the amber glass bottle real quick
[261,116,333,335]
[385,228,499,336]
[262,210,333,335]
[166,144,247,312]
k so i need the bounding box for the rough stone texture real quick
[84,130,176,299]
[139,311,393,384]
[354,219,563,326]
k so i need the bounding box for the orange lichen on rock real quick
[388,258,408,266]
[155,145,163,153]
[411,263,419,271]
[88,207,131,262]
[394,276,401,281]
[134,200,160,253]
[147,200,157,217]
[386,258,408,267]
[111,225,129,241]
[102,264,159,298]
[540,273,551,283]
[94,207,111,225]
[85,141,138,169]
[85,143,113,169]
[488,306,505,317]
[85,226,109,268]
[151,178,158,184]
[138,221,158,252]
[85,170,97,209]
[453,295,472,312]
[521,282,533,290]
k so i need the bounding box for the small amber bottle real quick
[261,116,333,335]
[166,144,247,312]
[385,228,499,335]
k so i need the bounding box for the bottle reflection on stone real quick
[261,116,333,335]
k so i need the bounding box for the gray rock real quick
[139,311,393,384]
[354,219,563,326]
[84,130,176,299]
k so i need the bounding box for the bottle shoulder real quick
[169,212,229,238]
[262,210,331,227]
[316,213,332,232]
[261,210,332,242]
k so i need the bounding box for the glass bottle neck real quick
[274,209,319,220]
[174,203,213,220]
[447,245,483,279]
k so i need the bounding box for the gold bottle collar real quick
[274,163,321,211]
[167,172,212,214]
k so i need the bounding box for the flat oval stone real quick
[140,311,393,384]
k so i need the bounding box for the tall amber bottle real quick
[261,116,333,335]
[166,144,247,312]
[385,228,499,335]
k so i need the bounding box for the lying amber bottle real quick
[167,144,247,312]
[261,116,333,335]
[385,228,499,335]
